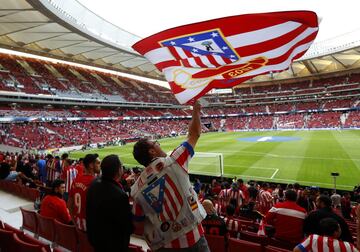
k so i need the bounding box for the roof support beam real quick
[49,40,88,51]
[0,23,47,36]
[24,33,71,45]
[330,55,347,69]
[73,46,106,56]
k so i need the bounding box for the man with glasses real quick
[131,101,210,252]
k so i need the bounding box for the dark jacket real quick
[86,177,133,251]
[303,207,353,243]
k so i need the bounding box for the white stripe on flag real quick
[237,27,318,63]
[187,57,201,68]
[144,47,175,64]
[240,41,314,78]
[175,47,188,59]
[227,21,303,47]
[199,56,216,68]
[213,55,227,66]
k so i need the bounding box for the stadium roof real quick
[1,0,360,84]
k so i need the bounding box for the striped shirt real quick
[297,234,358,252]
[62,166,78,193]
[257,189,274,214]
[132,142,204,249]
[224,216,241,233]
[219,188,245,210]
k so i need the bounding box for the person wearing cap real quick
[68,154,100,231]
[40,179,72,224]
[201,199,227,236]
[86,154,132,252]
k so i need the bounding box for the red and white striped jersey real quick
[297,234,358,252]
[265,201,306,243]
[131,142,206,250]
[257,189,274,214]
[46,159,57,183]
[218,188,245,210]
[62,166,78,193]
[224,216,241,233]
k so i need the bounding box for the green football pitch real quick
[69,130,360,190]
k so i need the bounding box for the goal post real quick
[188,152,224,177]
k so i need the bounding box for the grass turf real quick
[69,130,360,190]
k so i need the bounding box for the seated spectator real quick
[293,218,358,252]
[304,195,353,243]
[40,179,72,224]
[265,190,306,243]
[224,205,241,236]
[201,199,227,236]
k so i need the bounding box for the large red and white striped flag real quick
[133,11,319,104]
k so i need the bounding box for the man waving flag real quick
[133,11,319,104]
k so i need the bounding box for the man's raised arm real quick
[187,101,202,149]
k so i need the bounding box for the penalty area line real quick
[270,169,279,179]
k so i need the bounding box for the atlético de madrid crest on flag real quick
[133,11,319,104]
[160,30,240,68]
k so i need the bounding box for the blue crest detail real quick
[161,30,238,61]
[142,175,166,213]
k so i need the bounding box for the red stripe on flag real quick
[235,24,308,57]
[155,60,181,71]
[185,229,195,247]
[207,55,222,67]
[168,47,182,59]
[194,57,209,68]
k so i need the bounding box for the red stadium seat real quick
[4,223,24,236]
[19,232,51,252]
[20,207,38,236]
[239,230,267,245]
[0,228,16,251]
[265,245,293,252]
[129,243,145,252]
[27,188,40,202]
[13,233,47,252]
[205,234,226,252]
[53,219,78,252]
[267,237,297,250]
[36,213,55,242]
[77,228,94,252]
[228,238,262,252]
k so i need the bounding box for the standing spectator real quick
[61,159,77,202]
[86,155,132,252]
[304,195,353,243]
[265,190,306,243]
[40,179,72,224]
[293,218,358,252]
[68,154,100,231]
[131,102,209,251]
[37,155,46,184]
[237,179,249,202]
[75,158,84,177]
[201,199,227,236]
[330,190,341,208]
[257,183,274,214]
[341,192,352,220]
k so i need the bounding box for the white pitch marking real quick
[270,169,279,179]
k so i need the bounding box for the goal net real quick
[188,152,224,177]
